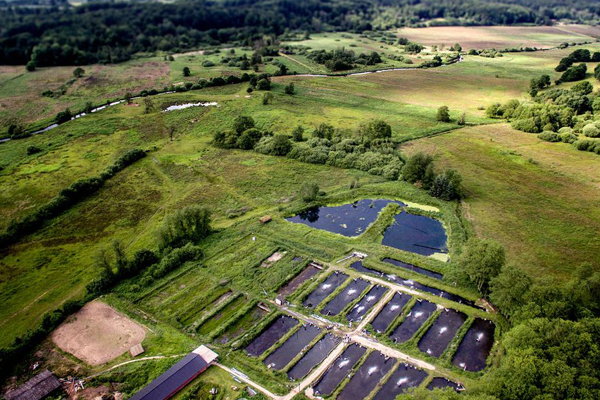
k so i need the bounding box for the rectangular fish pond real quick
[390,300,438,344]
[382,211,448,257]
[302,272,348,309]
[278,265,321,296]
[320,278,370,317]
[452,318,496,372]
[245,315,298,357]
[372,363,428,400]
[418,309,467,358]
[349,260,479,309]
[287,333,340,380]
[286,199,404,237]
[346,285,388,322]
[263,324,321,370]
[370,292,412,333]
[313,343,366,397]
[382,257,443,280]
[337,351,396,400]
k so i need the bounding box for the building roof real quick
[4,370,61,400]
[130,344,145,357]
[130,346,217,400]
[259,215,272,223]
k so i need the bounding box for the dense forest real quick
[0,0,599,66]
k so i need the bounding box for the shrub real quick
[233,116,255,134]
[436,106,450,122]
[256,78,271,90]
[284,82,295,95]
[158,206,211,250]
[299,183,319,202]
[292,126,304,142]
[202,60,215,67]
[538,131,561,142]
[55,109,73,124]
[402,152,434,183]
[358,120,392,139]
[26,145,42,155]
[429,169,463,200]
[583,123,600,138]
[511,118,541,133]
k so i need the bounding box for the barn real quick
[130,346,218,400]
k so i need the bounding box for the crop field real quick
[396,25,600,50]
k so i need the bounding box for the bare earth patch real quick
[260,251,286,268]
[52,301,146,366]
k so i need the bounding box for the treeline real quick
[487,50,600,156]
[0,149,146,249]
[214,117,463,201]
[307,48,382,71]
[2,0,600,67]
[0,204,211,381]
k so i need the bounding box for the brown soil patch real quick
[52,301,146,366]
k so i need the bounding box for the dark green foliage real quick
[313,123,335,140]
[436,105,450,122]
[158,206,211,250]
[402,152,434,183]
[73,67,85,78]
[489,264,532,320]
[299,183,319,202]
[571,81,593,95]
[405,43,424,53]
[538,131,561,142]
[26,145,42,155]
[25,61,35,71]
[458,238,505,293]
[257,78,271,90]
[233,116,255,134]
[262,92,274,105]
[358,119,392,140]
[559,63,587,83]
[0,149,146,249]
[428,169,463,200]
[182,66,190,76]
[55,109,73,124]
[284,82,295,95]
[291,126,304,142]
[271,134,292,156]
[307,48,382,71]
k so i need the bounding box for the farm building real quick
[130,346,218,400]
[4,370,61,400]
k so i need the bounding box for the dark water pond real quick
[303,272,348,309]
[346,285,387,322]
[349,261,478,309]
[313,343,366,396]
[287,199,405,237]
[337,351,396,400]
[287,333,340,380]
[390,300,437,344]
[452,318,496,372]
[245,315,298,356]
[418,309,467,358]
[383,257,443,280]
[427,377,463,392]
[263,324,321,370]
[278,266,321,296]
[371,292,412,333]
[372,363,428,400]
[382,212,447,256]
[321,278,370,316]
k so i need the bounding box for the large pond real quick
[346,285,387,322]
[390,300,437,344]
[371,292,412,333]
[372,363,428,400]
[337,351,396,400]
[287,333,340,380]
[286,199,404,237]
[320,278,370,317]
[313,344,366,396]
[382,212,448,256]
[418,309,467,358]
[263,324,321,370]
[383,257,443,280]
[245,315,298,356]
[303,272,348,309]
[452,318,496,372]
[278,265,321,296]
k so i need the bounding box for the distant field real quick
[396,25,600,50]
[402,124,600,280]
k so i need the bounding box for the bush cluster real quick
[307,48,382,71]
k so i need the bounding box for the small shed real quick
[130,344,145,357]
[4,370,61,400]
[259,215,272,224]
[275,295,286,306]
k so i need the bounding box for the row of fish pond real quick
[313,345,463,399]
[298,269,496,373]
[244,315,464,398]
